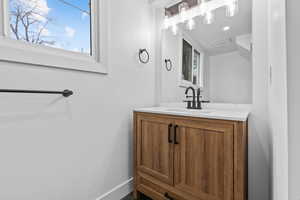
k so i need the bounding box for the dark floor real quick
[121,193,152,200]
[121,194,133,200]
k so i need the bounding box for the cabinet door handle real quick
[174,125,179,144]
[168,124,173,143]
[164,192,174,200]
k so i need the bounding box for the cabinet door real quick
[136,114,174,185]
[174,119,234,200]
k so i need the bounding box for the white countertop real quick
[134,103,251,122]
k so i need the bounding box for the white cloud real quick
[40,28,50,36]
[65,26,76,38]
[11,0,51,21]
[81,12,89,20]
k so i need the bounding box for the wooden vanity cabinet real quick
[133,112,248,200]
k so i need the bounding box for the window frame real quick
[0,0,108,74]
[182,39,193,82]
[193,49,201,85]
[178,33,204,88]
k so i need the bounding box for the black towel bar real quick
[0,89,73,97]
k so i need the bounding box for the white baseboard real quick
[95,178,133,200]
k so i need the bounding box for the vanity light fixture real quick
[179,2,189,23]
[164,10,172,29]
[164,0,239,30]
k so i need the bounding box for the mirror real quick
[161,0,252,104]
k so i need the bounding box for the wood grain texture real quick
[136,114,174,185]
[138,173,201,200]
[174,119,234,200]
[133,112,138,199]
[234,121,248,200]
[133,112,248,200]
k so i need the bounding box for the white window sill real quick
[0,37,108,74]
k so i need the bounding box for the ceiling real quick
[177,0,252,55]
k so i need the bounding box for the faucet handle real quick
[186,95,194,98]
[201,100,210,103]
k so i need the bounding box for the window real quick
[180,38,203,87]
[0,0,108,73]
[193,50,201,85]
[9,0,92,54]
[182,39,192,82]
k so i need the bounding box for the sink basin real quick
[164,108,213,114]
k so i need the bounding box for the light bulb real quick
[187,18,195,30]
[226,0,239,17]
[203,11,215,24]
[171,24,178,35]
[180,8,187,23]
[179,2,189,23]
[164,16,170,29]
[164,10,172,29]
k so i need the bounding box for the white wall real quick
[161,29,185,102]
[249,0,271,199]
[161,29,210,103]
[0,0,156,200]
[287,1,300,200]
[268,0,289,199]
[209,51,252,104]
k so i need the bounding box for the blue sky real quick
[46,0,91,53]
[10,0,92,54]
